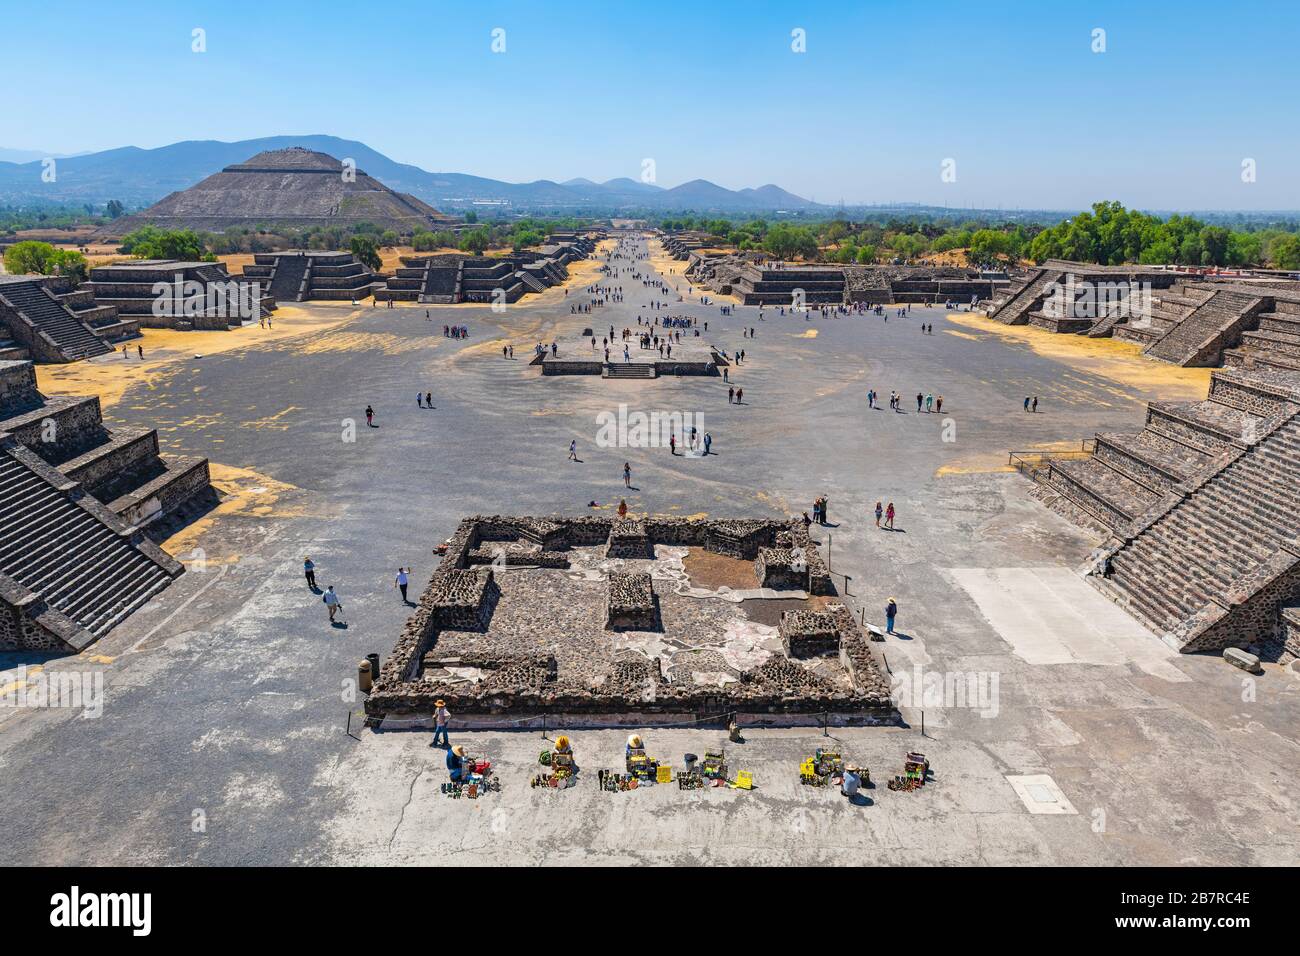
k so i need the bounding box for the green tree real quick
[350,235,382,271]
[459,227,491,256]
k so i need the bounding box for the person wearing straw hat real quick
[446,744,469,783]
[885,598,898,635]
[431,699,451,749]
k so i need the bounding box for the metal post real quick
[827,533,832,571]
[843,574,850,598]
[822,711,829,737]
[921,710,926,739]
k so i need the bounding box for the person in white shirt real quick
[394,567,411,603]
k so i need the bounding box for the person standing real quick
[736,387,743,404]
[395,567,411,603]
[669,434,677,455]
[875,502,883,528]
[936,395,944,414]
[728,386,735,404]
[703,432,712,455]
[365,405,375,427]
[431,699,451,748]
[1032,396,1039,413]
[885,502,895,530]
[303,557,317,590]
[1024,397,1031,412]
[623,462,631,488]
[885,597,898,635]
[323,586,343,624]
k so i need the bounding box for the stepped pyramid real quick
[103,147,456,235]
[1017,367,1300,661]
[0,359,213,651]
[0,275,139,363]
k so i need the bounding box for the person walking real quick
[431,699,451,748]
[885,597,898,635]
[365,405,375,427]
[736,387,743,404]
[885,502,895,530]
[703,432,712,455]
[425,392,432,409]
[936,395,943,414]
[1032,396,1039,413]
[569,439,578,461]
[1024,396,1031,412]
[395,567,411,603]
[728,386,735,404]
[323,585,343,624]
[874,502,883,528]
[303,557,317,590]
[416,392,423,408]
[669,434,677,456]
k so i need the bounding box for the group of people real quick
[444,324,468,338]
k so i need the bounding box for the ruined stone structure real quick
[101,147,456,236]
[82,261,274,329]
[377,236,594,304]
[982,260,1179,332]
[0,359,210,651]
[366,514,884,720]
[238,251,378,303]
[842,265,1009,305]
[1016,367,1300,661]
[0,275,138,363]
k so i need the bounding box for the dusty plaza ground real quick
[1,237,1296,866]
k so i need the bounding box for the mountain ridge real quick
[0,134,824,213]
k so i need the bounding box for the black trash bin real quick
[366,654,381,686]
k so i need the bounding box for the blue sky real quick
[3,0,1297,209]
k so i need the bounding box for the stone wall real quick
[606,571,656,630]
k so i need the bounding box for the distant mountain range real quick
[0,134,823,214]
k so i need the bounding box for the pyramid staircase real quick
[0,441,180,651]
[1020,367,1300,660]
[267,253,310,302]
[0,277,113,362]
[604,363,656,379]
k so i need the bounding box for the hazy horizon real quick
[4,0,1298,210]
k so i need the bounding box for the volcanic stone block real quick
[606,571,656,630]
[429,568,496,631]
[754,547,808,590]
[780,609,841,658]
[605,518,653,559]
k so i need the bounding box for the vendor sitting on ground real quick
[552,735,577,771]
[447,744,470,783]
[625,734,645,759]
[841,764,862,799]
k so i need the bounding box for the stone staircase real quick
[0,278,112,361]
[1224,299,1300,372]
[1143,288,1269,366]
[0,441,178,649]
[1074,368,1300,659]
[267,253,310,302]
[604,363,656,379]
[986,268,1062,325]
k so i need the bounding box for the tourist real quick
[736,387,743,404]
[416,392,423,408]
[885,598,898,635]
[431,700,451,748]
[1024,397,1031,412]
[323,586,343,623]
[703,432,712,455]
[936,395,944,413]
[669,434,677,455]
[728,386,735,404]
[618,499,628,517]
[569,439,578,461]
[623,462,631,487]
[802,511,812,530]
[365,405,374,427]
[137,345,144,359]
[1032,396,1039,413]
[303,557,317,590]
[821,496,830,525]
[885,502,895,530]
[426,392,432,409]
[394,567,411,603]
[812,497,822,524]
[916,393,924,413]
[875,502,883,528]
[926,393,934,413]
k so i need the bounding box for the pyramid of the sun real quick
[104,147,456,235]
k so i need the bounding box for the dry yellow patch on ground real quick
[162,463,305,557]
[36,304,366,410]
[935,440,1090,477]
[946,312,1213,399]
[944,329,983,341]
[795,329,819,338]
